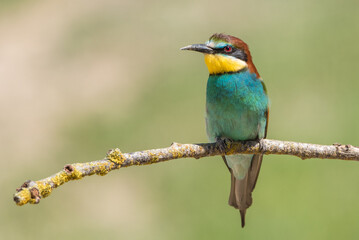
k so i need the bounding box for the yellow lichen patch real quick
[109,162,115,169]
[168,148,184,159]
[52,172,70,187]
[96,164,109,176]
[28,198,38,204]
[187,145,200,159]
[14,189,31,206]
[149,152,159,164]
[107,148,126,165]
[69,167,83,180]
[37,181,53,198]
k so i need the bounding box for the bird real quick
[181,33,269,227]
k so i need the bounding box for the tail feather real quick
[225,154,263,227]
[228,171,238,208]
[240,210,246,228]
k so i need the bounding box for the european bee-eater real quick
[181,33,269,227]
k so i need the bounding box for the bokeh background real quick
[2,0,359,239]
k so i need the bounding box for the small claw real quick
[216,137,233,155]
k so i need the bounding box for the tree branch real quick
[13,139,359,206]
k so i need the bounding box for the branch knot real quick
[106,148,126,165]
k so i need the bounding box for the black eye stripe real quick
[212,47,248,62]
[212,47,236,54]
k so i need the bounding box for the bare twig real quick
[13,139,359,206]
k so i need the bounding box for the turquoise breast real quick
[206,70,268,142]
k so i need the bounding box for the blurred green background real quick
[2,0,359,239]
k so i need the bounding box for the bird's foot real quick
[216,137,234,155]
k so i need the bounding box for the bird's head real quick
[181,33,259,77]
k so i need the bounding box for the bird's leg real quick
[216,137,234,155]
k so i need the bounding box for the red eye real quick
[224,45,232,52]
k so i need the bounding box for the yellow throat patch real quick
[204,54,247,74]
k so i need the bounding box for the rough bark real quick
[13,139,359,206]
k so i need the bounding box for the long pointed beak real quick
[180,44,214,54]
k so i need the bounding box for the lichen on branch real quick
[13,139,359,206]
